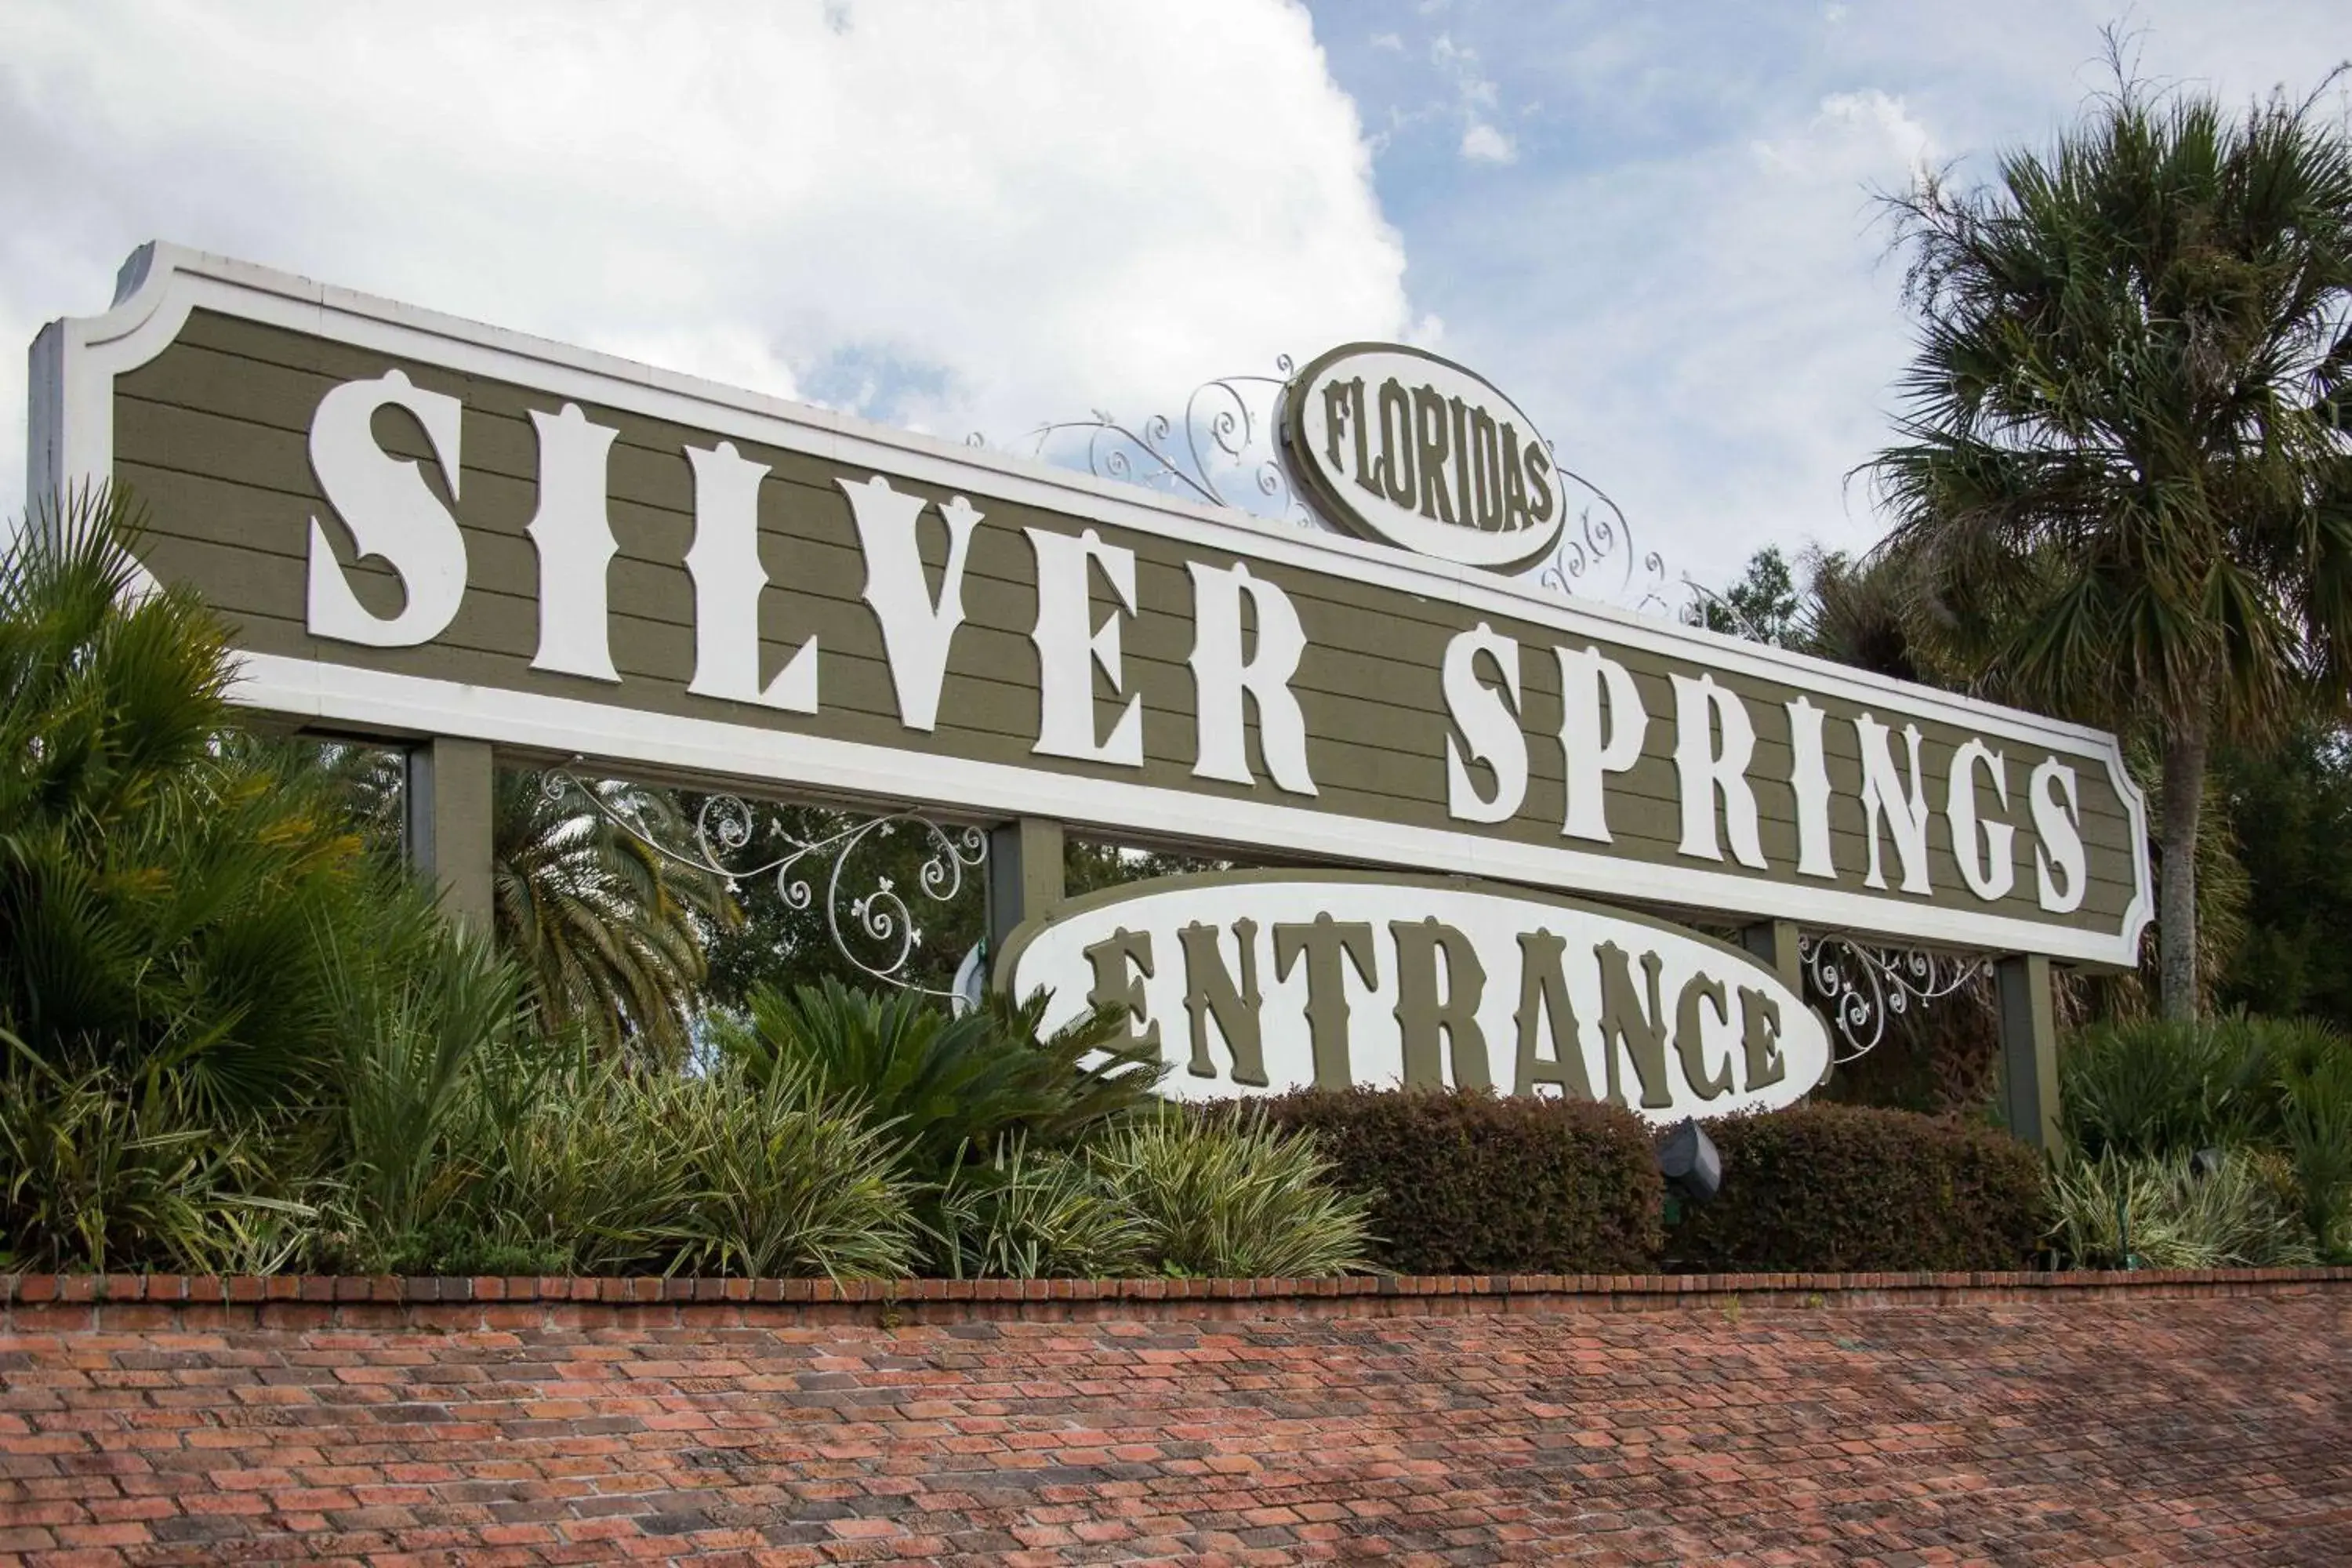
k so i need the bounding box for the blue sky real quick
[5,0,2347,604]
[1301,0,2351,593]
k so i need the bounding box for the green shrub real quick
[2274,1047,2352,1257]
[325,916,526,1247]
[1667,1104,2048,1272]
[2060,1014,2352,1255]
[1255,1088,1662,1276]
[0,1053,310,1273]
[466,1056,701,1276]
[395,1057,919,1280]
[1091,1107,1374,1277]
[715,979,1163,1177]
[931,1139,1149,1279]
[656,1066,919,1279]
[2060,1017,2270,1158]
[0,501,424,1115]
[2045,1149,2318,1269]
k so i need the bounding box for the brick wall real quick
[4,1265,2347,1330]
[2,1269,2348,1563]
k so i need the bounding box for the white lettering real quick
[1785,695,1836,879]
[1442,623,1526,823]
[1855,714,1933,894]
[681,441,817,712]
[1187,561,1316,795]
[524,404,622,683]
[1557,644,1646,842]
[1671,673,1766,868]
[841,475,977,731]
[1028,527,1143,766]
[1947,739,2016,901]
[2031,757,2086,913]
[305,369,467,648]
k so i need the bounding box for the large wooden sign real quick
[997,871,1833,1118]
[27,245,2152,964]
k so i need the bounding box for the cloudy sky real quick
[3,0,2345,600]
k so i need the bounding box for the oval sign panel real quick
[1281,343,1564,571]
[996,872,1830,1122]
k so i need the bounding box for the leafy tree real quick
[1691,545,1806,646]
[1868,61,2352,1018]
[2217,724,2352,1028]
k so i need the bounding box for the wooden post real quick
[1740,919,1819,1083]
[986,817,1065,960]
[1997,953,2062,1151]
[405,736,495,932]
[1738,919,1803,996]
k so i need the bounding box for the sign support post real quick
[1739,920,1803,996]
[405,736,495,933]
[1997,953,2062,1151]
[987,817,1065,959]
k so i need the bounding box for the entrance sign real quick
[27,245,2151,965]
[1281,343,1563,571]
[996,871,1832,1117]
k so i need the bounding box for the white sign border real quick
[25,242,2154,967]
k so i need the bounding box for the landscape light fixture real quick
[1657,1118,1722,1206]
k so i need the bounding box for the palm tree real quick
[489,770,734,1062]
[1869,61,2352,1018]
[321,755,733,1058]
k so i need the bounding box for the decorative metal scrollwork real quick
[1532,461,1671,614]
[1003,357,1320,531]
[1798,933,1992,1062]
[542,768,987,999]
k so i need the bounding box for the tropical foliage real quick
[0,495,414,1112]
[490,771,731,1062]
[714,978,1166,1178]
[2045,1148,2316,1269]
[2058,1013,2352,1259]
[1090,1106,1376,1279]
[1867,63,2352,1018]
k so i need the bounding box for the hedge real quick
[1665,1103,2049,1272]
[1255,1087,1663,1275]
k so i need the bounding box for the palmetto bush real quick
[0,497,403,1113]
[717,979,1164,1178]
[0,497,535,1272]
[2060,1018,2268,1159]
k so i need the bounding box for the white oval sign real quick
[996,872,1830,1121]
[1281,343,1565,571]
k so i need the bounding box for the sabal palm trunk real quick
[2158,707,2209,1021]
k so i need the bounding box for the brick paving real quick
[3,1290,2350,1565]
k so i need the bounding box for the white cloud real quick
[1460,122,1518,164]
[1436,89,1946,590]
[0,0,1409,508]
[1428,31,1517,165]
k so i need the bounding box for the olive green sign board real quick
[27,245,2152,965]
[995,870,1832,1120]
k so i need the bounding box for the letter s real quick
[307,369,467,647]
